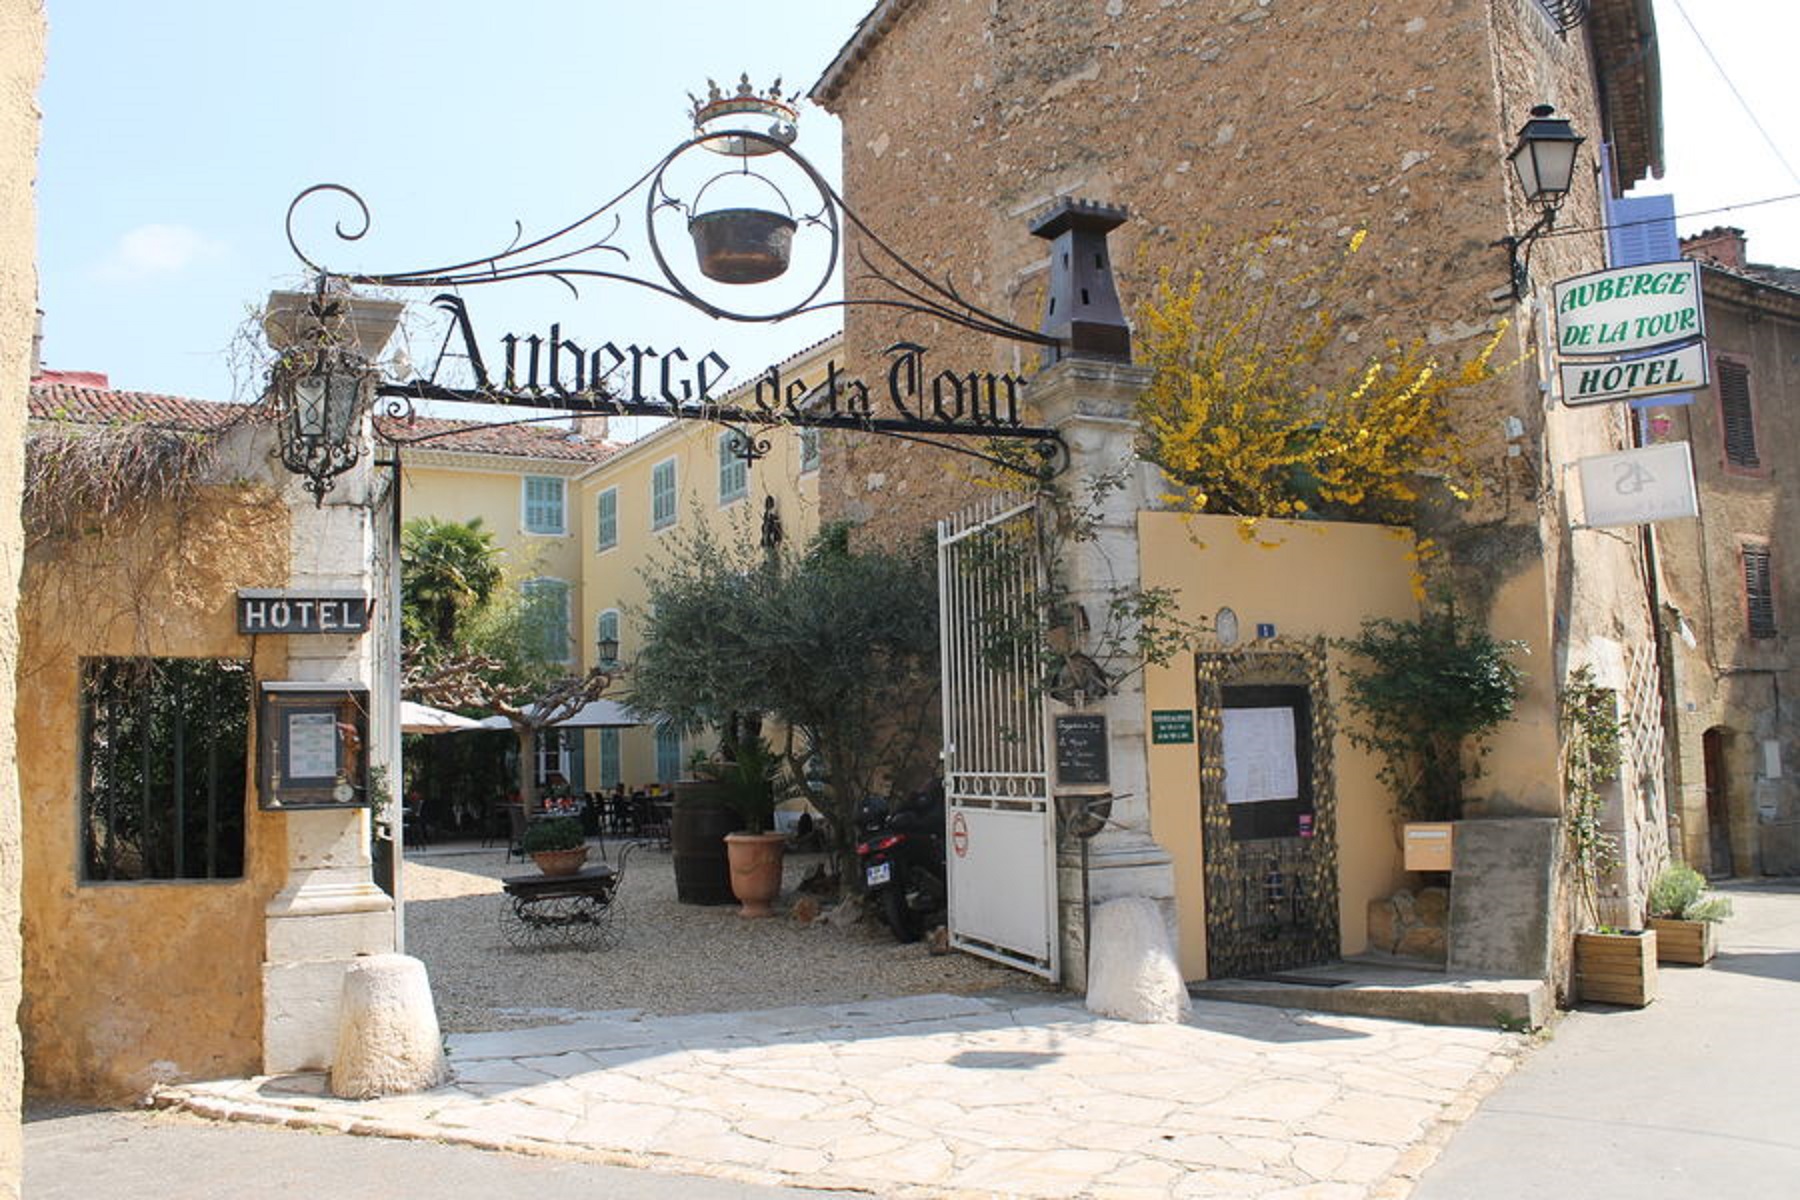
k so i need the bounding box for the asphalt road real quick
[24,1105,862,1200]
[1412,879,1800,1199]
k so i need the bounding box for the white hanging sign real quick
[1577,441,1699,528]
[1560,340,1710,406]
[1553,260,1704,358]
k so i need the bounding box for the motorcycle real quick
[855,781,947,943]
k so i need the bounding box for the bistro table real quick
[498,861,623,950]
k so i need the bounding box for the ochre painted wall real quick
[18,488,290,1101]
[1139,512,1420,979]
[0,0,45,1183]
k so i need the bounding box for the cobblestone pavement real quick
[159,992,1526,1199]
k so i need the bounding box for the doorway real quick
[1703,726,1734,876]
[1197,645,1341,978]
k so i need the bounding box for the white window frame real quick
[718,431,749,505]
[596,486,618,551]
[651,458,678,530]
[535,727,571,788]
[522,475,567,536]
[521,577,572,663]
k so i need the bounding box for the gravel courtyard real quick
[402,841,1054,1033]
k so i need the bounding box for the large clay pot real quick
[531,846,588,877]
[725,831,787,918]
[671,780,735,905]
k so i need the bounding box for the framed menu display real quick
[258,681,371,810]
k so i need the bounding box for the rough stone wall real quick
[1653,273,1800,876]
[18,487,292,1101]
[0,0,43,1187]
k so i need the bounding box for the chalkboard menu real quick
[1054,714,1109,785]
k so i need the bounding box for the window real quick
[523,475,567,535]
[718,432,748,504]
[651,459,677,530]
[799,427,821,473]
[1530,0,1588,34]
[595,487,618,551]
[521,578,572,662]
[596,609,620,668]
[80,657,250,882]
[598,728,621,789]
[655,724,682,784]
[1743,543,1777,639]
[1718,358,1759,470]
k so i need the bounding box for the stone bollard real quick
[330,954,449,1099]
[1084,897,1190,1023]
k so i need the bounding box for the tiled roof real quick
[28,376,243,429]
[1589,0,1665,188]
[377,413,621,463]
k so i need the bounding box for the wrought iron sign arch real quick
[268,77,1132,497]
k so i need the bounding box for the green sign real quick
[1151,709,1195,744]
[1552,260,1704,358]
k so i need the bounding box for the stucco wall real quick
[0,0,44,1185]
[1139,512,1419,977]
[18,488,291,1101]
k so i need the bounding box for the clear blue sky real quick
[33,1,1798,425]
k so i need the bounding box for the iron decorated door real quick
[1197,650,1341,978]
[936,496,1059,980]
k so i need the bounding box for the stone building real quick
[1,0,44,1186]
[806,0,1672,980]
[1654,227,1800,877]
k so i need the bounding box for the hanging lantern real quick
[271,335,374,505]
[685,74,801,285]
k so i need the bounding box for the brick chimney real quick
[1681,226,1746,270]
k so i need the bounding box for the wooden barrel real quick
[670,780,735,905]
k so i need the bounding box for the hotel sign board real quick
[1559,340,1710,407]
[1577,442,1698,529]
[1554,260,1704,358]
[238,589,371,635]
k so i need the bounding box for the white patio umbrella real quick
[400,700,487,735]
[475,698,646,730]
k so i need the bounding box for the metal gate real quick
[936,495,1059,980]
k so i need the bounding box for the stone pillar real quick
[261,415,398,1074]
[1030,359,1178,991]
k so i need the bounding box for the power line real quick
[1671,0,1800,187]
[1543,189,1800,240]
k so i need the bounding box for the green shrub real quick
[1648,863,1732,923]
[521,816,584,854]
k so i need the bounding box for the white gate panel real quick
[947,805,1054,964]
[938,495,1059,980]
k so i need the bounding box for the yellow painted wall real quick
[576,347,831,788]
[1139,512,1420,979]
[18,488,291,1101]
[402,459,586,604]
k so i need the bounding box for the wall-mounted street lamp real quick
[595,632,621,668]
[1496,104,1584,299]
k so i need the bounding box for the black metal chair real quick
[503,804,528,863]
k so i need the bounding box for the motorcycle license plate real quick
[866,862,891,887]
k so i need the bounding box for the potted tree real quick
[1562,667,1657,1006]
[701,737,787,918]
[1339,599,1526,870]
[1647,863,1731,965]
[521,816,588,877]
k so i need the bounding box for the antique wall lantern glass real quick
[1497,104,1584,299]
[685,75,802,285]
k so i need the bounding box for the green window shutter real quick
[596,488,618,549]
[652,460,677,529]
[524,476,566,534]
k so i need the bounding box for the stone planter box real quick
[1649,917,1718,965]
[1575,929,1658,1007]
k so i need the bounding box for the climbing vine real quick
[1560,665,1623,929]
[1135,228,1510,525]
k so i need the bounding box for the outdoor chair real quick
[503,804,528,863]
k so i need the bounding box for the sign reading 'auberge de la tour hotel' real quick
[1552,260,1710,406]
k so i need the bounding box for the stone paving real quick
[156,992,1527,1200]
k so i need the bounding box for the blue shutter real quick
[1607,193,1679,267]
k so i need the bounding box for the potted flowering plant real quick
[521,816,588,877]
[1647,863,1731,965]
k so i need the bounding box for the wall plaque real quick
[1151,709,1195,745]
[1054,713,1109,786]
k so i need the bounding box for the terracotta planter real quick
[1649,917,1718,965]
[1575,929,1658,1007]
[531,846,589,877]
[724,832,786,918]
